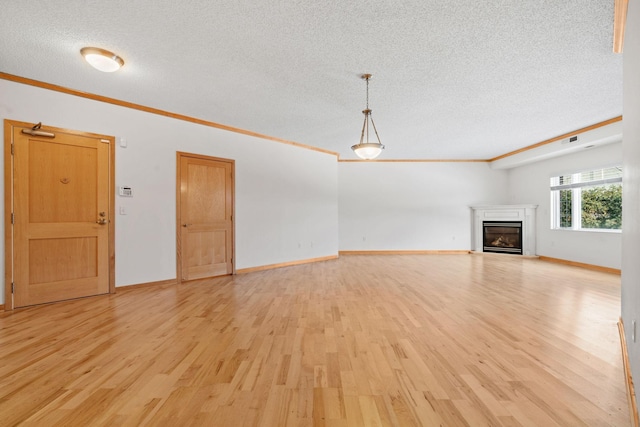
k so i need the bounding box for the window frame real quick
[550,167,622,232]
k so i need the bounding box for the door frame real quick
[4,120,116,310]
[176,151,235,283]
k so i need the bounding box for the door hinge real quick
[11,143,14,155]
[11,213,14,224]
[11,282,14,293]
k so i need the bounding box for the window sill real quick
[551,227,621,234]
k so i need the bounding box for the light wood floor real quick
[0,254,630,426]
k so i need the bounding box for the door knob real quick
[182,223,192,227]
[96,218,107,225]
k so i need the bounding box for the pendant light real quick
[351,74,385,160]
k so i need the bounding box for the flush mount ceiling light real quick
[80,47,124,72]
[351,73,385,160]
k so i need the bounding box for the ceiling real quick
[0,0,623,160]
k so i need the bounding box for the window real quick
[550,166,622,231]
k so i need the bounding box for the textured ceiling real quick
[0,0,622,160]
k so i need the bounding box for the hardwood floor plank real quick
[0,254,630,426]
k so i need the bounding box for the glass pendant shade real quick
[351,142,384,160]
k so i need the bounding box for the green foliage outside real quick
[557,184,622,229]
[581,184,622,229]
[560,190,572,227]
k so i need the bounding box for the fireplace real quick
[471,205,536,256]
[483,221,523,255]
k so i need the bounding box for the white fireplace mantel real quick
[470,205,538,256]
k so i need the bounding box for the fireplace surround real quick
[470,205,537,256]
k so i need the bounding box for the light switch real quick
[119,206,127,215]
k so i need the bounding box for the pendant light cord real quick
[366,75,369,110]
[366,75,382,145]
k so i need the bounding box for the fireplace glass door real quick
[483,221,523,255]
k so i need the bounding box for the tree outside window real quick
[581,184,622,229]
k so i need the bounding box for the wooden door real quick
[5,121,114,309]
[177,153,234,281]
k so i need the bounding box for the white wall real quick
[0,79,339,304]
[506,142,622,269]
[338,162,508,250]
[622,0,640,396]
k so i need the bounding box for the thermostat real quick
[119,186,133,197]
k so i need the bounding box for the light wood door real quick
[178,153,234,281]
[6,121,113,308]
